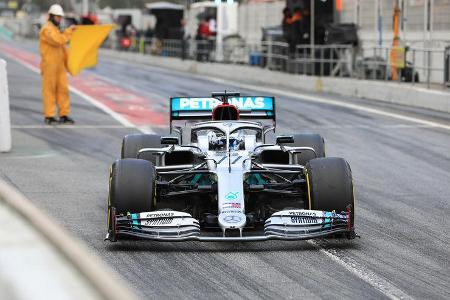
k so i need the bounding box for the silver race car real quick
[106,92,356,242]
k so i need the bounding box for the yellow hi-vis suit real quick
[39,21,73,118]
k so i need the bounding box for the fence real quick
[356,46,445,87]
[106,35,448,89]
[446,46,450,87]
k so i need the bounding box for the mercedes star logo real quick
[223,215,242,223]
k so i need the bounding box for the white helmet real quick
[48,4,64,17]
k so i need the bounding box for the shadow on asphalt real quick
[105,238,360,253]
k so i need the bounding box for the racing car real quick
[106,92,356,242]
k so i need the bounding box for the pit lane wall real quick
[101,49,450,114]
[0,179,135,300]
[0,59,11,152]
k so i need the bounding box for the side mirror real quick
[161,136,179,145]
[276,135,294,144]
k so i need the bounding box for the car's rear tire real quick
[288,133,325,165]
[305,157,354,224]
[121,134,162,164]
[108,158,155,217]
[260,133,325,165]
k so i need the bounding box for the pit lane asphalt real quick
[1,44,450,299]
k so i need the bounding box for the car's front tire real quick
[305,157,355,225]
[108,158,155,218]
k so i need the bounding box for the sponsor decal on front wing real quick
[268,210,346,226]
[131,211,198,228]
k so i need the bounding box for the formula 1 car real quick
[106,92,356,242]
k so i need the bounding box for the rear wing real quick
[170,96,276,129]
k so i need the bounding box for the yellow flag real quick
[67,24,114,76]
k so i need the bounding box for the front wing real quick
[106,209,355,242]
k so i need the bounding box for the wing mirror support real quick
[263,125,275,143]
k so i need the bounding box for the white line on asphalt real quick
[68,88,137,129]
[69,87,156,134]
[12,125,132,129]
[277,123,437,129]
[1,153,56,159]
[308,241,412,300]
[2,53,155,133]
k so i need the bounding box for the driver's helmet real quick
[229,131,245,151]
[207,131,225,151]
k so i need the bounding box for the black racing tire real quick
[305,157,354,224]
[108,158,155,217]
[288,133,325,166]
[121,133,162,164]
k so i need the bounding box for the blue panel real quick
[171,97,274,112]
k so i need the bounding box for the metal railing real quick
[106,35,449,89]
[292,45,354,77]
[357,46,446,88]
[445,46,450,87]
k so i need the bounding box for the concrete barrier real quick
[0,59,11,152]
[0,179,135,300]
[101,49,450,114]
